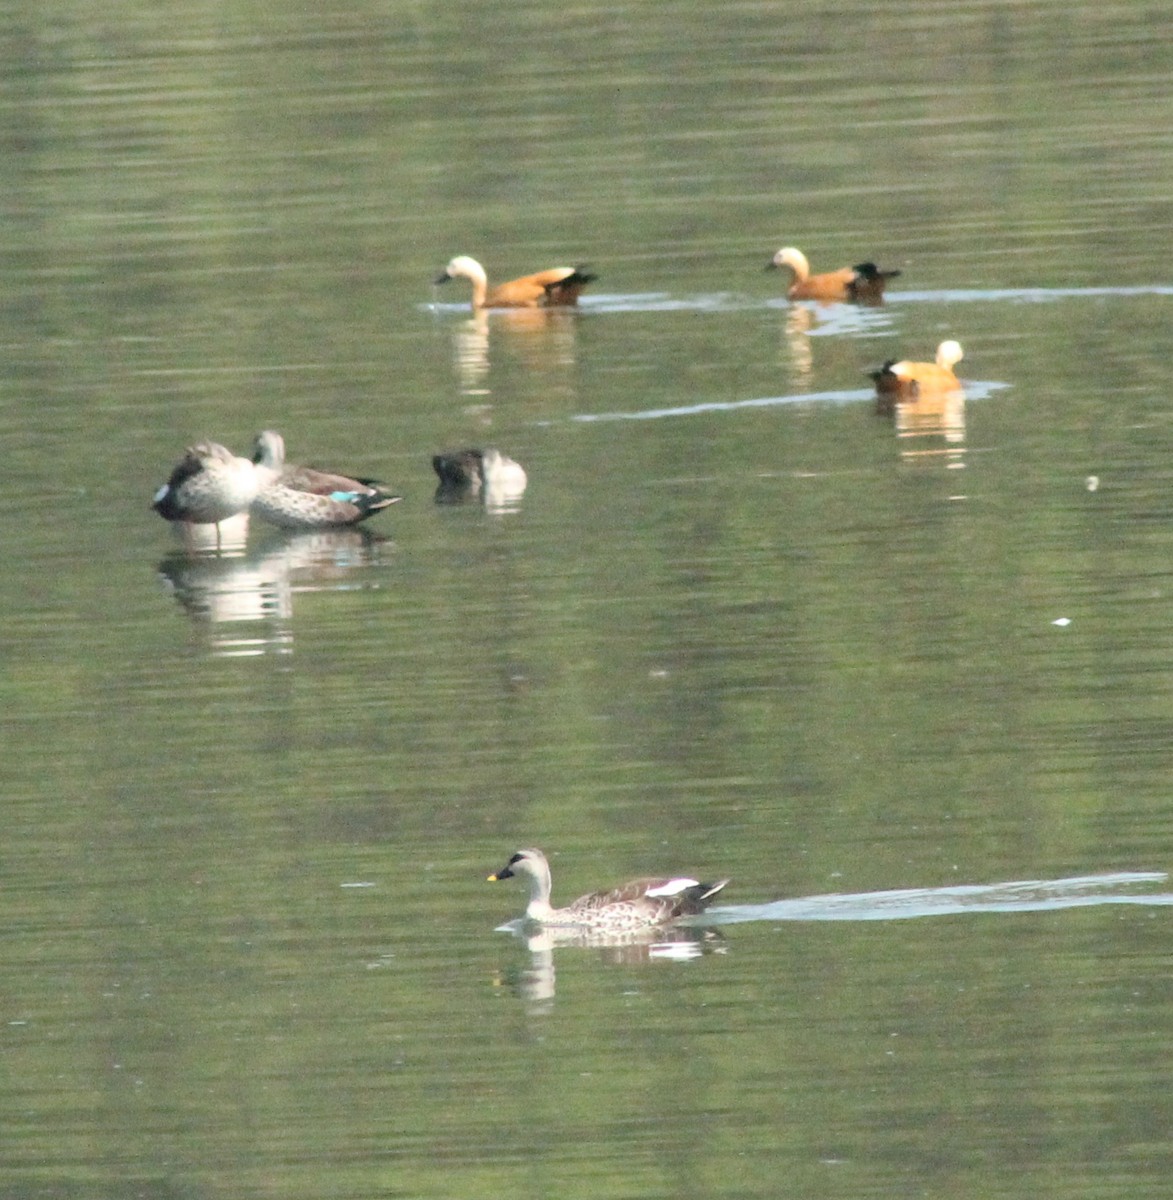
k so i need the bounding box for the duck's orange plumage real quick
[871,340,965,409]
[436,255,597,310]
[768,246,900,303]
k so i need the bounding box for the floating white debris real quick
[1086,475,1099,492]
[1052,618,1071,627]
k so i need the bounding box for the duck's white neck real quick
[522,857,555,921]
[447,256,488,308]
[776,247,810,280]
[252,431,286,488]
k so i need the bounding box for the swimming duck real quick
[488,848,728,933]
[432,447,527,505]
[153,440,259,525]
[767,246,900,303]
[435,255,597,310]
[870,339,964,408]
[250,430,401,530]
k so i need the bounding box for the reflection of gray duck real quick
[432,448,527,503]
[251,430,401,530]
[488,848,728,934]
[153,440,259,525]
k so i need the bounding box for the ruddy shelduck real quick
[871,340,965,407]
[435,255,597,310]
[768,246,900,303]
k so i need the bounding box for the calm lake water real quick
[3,2,1172,1198]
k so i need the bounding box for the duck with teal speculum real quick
[250,430,401,530]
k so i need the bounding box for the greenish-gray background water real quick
[3,2,1172,1198]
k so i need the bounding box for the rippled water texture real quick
[3,2,1172,1198]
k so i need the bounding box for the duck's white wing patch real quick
[645,878,699,898]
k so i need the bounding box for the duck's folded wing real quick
[489,266,593,306]
[569,877,697,911]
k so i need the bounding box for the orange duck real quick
[768,246,900,303]
[435,255,597,310]
[871,340,964,410]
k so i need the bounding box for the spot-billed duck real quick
[153,441,259,525]
[488,848,729,933]
[250,430,400,529]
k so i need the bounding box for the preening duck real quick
[432,447,527,501]
[767,246,900,303]
[488,848,728,933]
[870,339,965,406]
[153,440,259,525]
[435,255,597,309]
[250,430,400,530]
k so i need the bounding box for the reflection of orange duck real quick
[871,340,964,414]
[894,385,966,448]
[435,255,597,310]
[768,246,900,303]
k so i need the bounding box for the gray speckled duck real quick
[251,430,401,530]
[153,440,259,525]
[488,848,728,934]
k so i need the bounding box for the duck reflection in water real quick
[447,307,582,397]
[784,304,815,381]
[433,448,527,513]
[779,293,897,388]
[165,510,252,556]
[494,924,726,1014]
[871,340,967,466]
[891,387,967,465]
[157,528,390,657]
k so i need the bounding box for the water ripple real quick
[569,380,1009,422]
[891,286,1173,304]
[423,284,1172,321]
